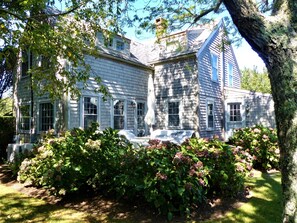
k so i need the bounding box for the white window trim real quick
[134,100,147,135]
[210,52,219,82]
[115,40,125,51]
[228,62,234,87]
[206,99,215,131]
[80,95,100,129]
[37,100,56,133]
[111,98,127,130]
[166,99,183,129]
[18,102,31,133]
[227,102,243,123]
[225,99,245,124]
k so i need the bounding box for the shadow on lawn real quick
[0,189,97,223]
[215,172,282,223]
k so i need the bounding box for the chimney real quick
[155,18,168,39]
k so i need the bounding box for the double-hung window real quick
[83,97,98,128]
[207,100,214,129]
[137,102,145,136]
[211,53,218,82]
[228,63,234,87]
[39,102,54,131]
[168,101,180,127]
[19,104,30,131]
[114,100,125,129]
[229,103,242,122]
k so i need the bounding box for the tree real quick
[135,1,297,222]
[0,47,15,99]
[241,66,271,94]
[0,0,129,99]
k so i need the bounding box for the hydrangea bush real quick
[228,125,279,171]
[17,124,254,219]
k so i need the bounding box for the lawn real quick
[0,171,282,223]
[206,171,282,223]
[0,184,100,223]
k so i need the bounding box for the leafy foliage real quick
[241,66,271,94]
[18,125,250,218]
[1,0,132,100]
[229,125,279,171]
[0,116,15,160]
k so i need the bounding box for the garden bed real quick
[0,164,250,222]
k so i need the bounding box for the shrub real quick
[228,125,279,171]
[18,125,249,219]
[18,124,134,195]
[0,116,15,161]
[182,137,249,198]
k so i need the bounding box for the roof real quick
[130,20,221,64]
[95,42,153,70]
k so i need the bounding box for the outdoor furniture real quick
[6,143,33,162]
[118,130,150,147]
[150,129,195,145]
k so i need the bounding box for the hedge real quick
[0,116,15,161]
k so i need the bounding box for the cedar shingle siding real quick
[16,20,275,141]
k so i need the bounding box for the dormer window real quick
[116,40,125,51]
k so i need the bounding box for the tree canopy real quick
[0,0,131,99]
[241,66,271,94]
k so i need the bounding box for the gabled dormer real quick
[96,32,131,55]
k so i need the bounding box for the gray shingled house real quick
[15,19,275,143]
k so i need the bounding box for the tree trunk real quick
[223,1,297,221]
[267,48,297,223]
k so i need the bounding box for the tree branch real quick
[193,0,223,24]
[222,0,270,64]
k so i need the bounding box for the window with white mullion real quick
[229,103,242,122]
[114,100,125,130]
[207,100,214,129]
[39,102,54,131]
[137,102,145,136]
[211,53,218,82]
[19,104,31,131]
[83,97,98,129]
[168,101,180,127]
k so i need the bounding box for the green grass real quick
[0,171,282,223]
[0,185,100,223]
[205,171,282,223]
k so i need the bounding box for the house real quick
[15,19,275,143]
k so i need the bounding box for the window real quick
[229,103,242,122]
[168,101,180,127]
[116,40,125,51]
[114,100,125,129]
[228,63,234,87]
[211,53,218,82]
[83,97,98,129]
[207,101,214,129]
[39,102,54,131]
[137,102,145,136]
[21,50,33,77]
[19,105,30,131]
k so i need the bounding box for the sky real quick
[233,40,265,70]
